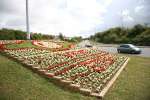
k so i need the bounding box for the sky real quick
[0,0,150,37]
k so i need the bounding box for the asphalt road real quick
[96,46,150,58]
[78,40,150,58]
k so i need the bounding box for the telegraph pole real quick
[26,0,30,39]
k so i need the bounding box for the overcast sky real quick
[0,0,150,37]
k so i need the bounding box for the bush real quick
[0,28,54,40]
[90,24,150,46]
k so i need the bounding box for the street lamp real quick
[120,10,124,29]
[26,0,30,39]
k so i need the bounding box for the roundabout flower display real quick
[32,40,62,49]
[0,40,24,45]
[32,40,74,51]
[0,40,129,98]
[0,40,24,50]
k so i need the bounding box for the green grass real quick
[0,54,150,100]
[6,41,72,50]
[62,42,72,48]
[6,41,37,49]
[0,54,96,100]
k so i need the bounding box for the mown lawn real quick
[6,41,38,49]
[5,41,72,50]
[0,54,150,100]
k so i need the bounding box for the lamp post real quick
[26,0,30,39]
[121,10,124,29]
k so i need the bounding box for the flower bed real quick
[0,40,24,45]
[2,45,129,98]
[32,40,74,51]
[32,40,62,49]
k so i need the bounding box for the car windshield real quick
[129,44,136,48]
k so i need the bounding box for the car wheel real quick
[131,51,135,54]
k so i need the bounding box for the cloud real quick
[29,0,112,37]
[135,5,144,13]
[120,9,134,22]
[104,0,113,7]
[0,0,149,37]
[0,0,113,37]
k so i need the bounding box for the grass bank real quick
[0,54,150,100]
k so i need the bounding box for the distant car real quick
[85,44,93,48]
[117,44,141,54]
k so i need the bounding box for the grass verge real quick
[0,54,150,100]
[5,41,73,50]
[6,41,37,49]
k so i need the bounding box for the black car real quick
[117,44,141,54]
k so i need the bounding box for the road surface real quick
[78,40,150,58]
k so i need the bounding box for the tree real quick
[0,28,54,40]
[127,24,146,38]
[31,33,43,40]
[133,29,150,45]
[58,33,64,40]
[42,34,54,39]
[0,28,26,40]
[90,24,150,45]
[70,36,82,42]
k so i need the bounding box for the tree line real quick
[0,28,82,42]
[90,24,150,46]
[0,28,54,40]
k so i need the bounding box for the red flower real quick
[94,67,105,72]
